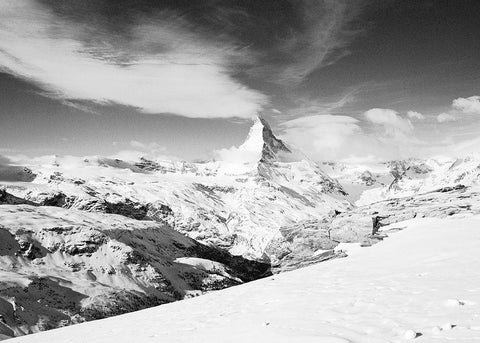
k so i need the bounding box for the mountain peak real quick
[214,116,291,164]
[256,117,291,162]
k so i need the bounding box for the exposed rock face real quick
[258,117,291,162]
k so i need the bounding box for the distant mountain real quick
[322,156,480,205]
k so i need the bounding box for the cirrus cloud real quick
[0,0,267,119]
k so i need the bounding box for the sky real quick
[0,0,479,162]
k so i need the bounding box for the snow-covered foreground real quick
[10,215,480,342]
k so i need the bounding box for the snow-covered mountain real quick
[1,117,350,264]
[2,117,480,340]
[322,156,480,205]
[357,156,480,205]
[0,117,356,338]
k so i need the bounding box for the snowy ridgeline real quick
[8,215,480,343]
[1,117,480,339]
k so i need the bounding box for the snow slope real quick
[9,214,480,342]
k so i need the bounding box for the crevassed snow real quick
[10,215,480,343]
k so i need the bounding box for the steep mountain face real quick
[0,203,269,337]
[257,117,291,162]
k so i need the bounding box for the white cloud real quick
[279,115,375,161]
[281,115,360,151]
[437,113,456,123]
[364,108,413,138]
[0,0,266,119]
[452,96,480,114]
[278,111,430,162]
[407,111,425,120]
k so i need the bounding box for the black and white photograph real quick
[1,0,480,342]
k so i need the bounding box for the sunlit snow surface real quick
[10,215,480,343]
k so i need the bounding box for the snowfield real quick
[9,215,480,343]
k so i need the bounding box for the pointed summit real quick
[214,116,292,164]
[257,116,291,162]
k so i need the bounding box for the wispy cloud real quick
[247,0,365,85]
[284,89,359,119]
[279,1,363,83]
[0,0,267,119]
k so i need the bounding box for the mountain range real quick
[1,117,479,339]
